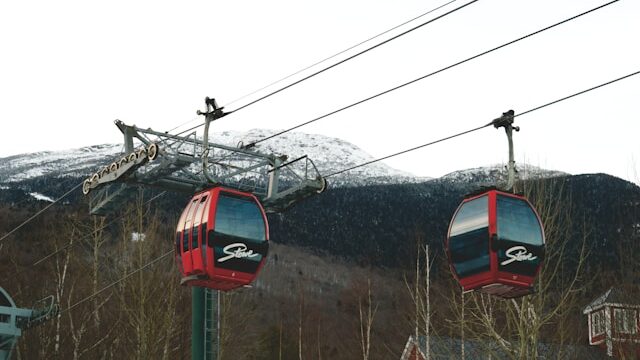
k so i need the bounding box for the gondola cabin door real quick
[446,189,545,298]
[175,187,269,291]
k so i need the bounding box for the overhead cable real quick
[327,124,491,177]
[244,0,619,148]
[62,250,173,314]
[222,0,461,109]
[166,116,201,134]
[229,0,479,114]
[0,182,82,244]
[515,70,640,118]
[0,146,137,246]
[173,0,480,138]
[1,191,168,283]
[327,68,640,177]
[38,69,640,314]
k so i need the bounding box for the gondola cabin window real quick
[184,199,197,252]
[192,196,207,250]
[448,195,489,278]
[200,196,210,263]
[212,193,267,274]
[496,194,544,276]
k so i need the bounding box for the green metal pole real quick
[193,287,219,360]
[192,287,204,360]
[204,289,219,360]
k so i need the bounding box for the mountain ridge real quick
[0,129,425,186]
[0,129,574,190]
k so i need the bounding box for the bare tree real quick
[87,216,107,329]
[219,289,260,360]
[404,236,436,359]
[53,225,74,358]
[358,278,377,360]
[114,193,182,360]
[298,284,304,360]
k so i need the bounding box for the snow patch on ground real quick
[131,232,146,242]
[29,192,55,202]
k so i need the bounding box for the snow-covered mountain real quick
[0,129,571,192]
[215,129,429,186]
[0,144,123,183]
[440,164,568,184]
[0,130,427,187]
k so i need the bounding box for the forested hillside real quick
[1,172,639,358]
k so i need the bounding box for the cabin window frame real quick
[211,192,267,273]
[496,194,544,246]
[200,196,209,263]
[175,232,182,254]
[591,309,606,336]
[214,193,266,241]
[192,197,207,250]
[183,199,198,252]
[614,308,638,334]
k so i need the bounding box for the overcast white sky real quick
[1,0,638,182]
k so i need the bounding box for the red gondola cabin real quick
[175,187,269,291]
[446,189,545,298]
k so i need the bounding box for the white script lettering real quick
[218,243,259,263]
[500,246,537,266]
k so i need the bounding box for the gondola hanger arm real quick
[200,97,231,185]
[491,110,519,192]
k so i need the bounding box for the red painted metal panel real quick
[178,187,269,291]
[446,189,544,298]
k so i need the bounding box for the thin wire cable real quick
[1,191,168,283]
[327,124,491,177]
[0,182,82,244]
[246,0,619,148]
[166,116,201,134]
[515,69,640,118]
[223,0,459,108]
[230,0,479,114]
[326,68,640,177]
[173,0,481,138]
[62,250,173,314]
[52,69,640,315]
[0,147,153,245]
